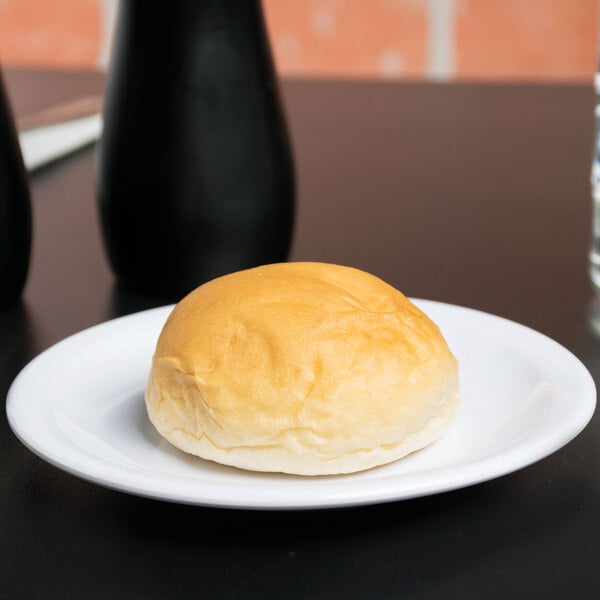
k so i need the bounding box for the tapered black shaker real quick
[0,71,31,310]
[97,0,295,300]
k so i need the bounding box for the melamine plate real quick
[6,300,596,510]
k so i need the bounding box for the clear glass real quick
[590,72,600,289]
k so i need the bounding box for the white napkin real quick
[18,112,103,172]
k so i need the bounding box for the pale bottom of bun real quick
[151,394,460,476]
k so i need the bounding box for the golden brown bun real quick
[145,262,459,475]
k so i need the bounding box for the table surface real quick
[1,68,599,599]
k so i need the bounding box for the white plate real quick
[6,300,596,510]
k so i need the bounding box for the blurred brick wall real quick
[0,0,597,81]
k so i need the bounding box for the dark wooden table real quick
[1,69,599,599]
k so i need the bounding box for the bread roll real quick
[145,262,459,475]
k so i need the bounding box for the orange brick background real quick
[0,0,597,81]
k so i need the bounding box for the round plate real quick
[6,300,596,510]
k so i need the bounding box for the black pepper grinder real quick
[97,0,295,300]
[0,70,31,310]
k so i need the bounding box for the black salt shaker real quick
[0,71,31,310]
[97,0,295,300]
